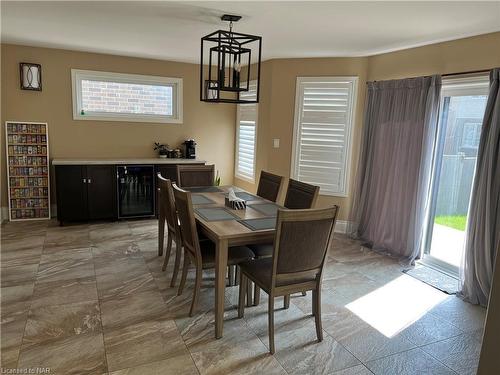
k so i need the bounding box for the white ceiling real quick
[2,1,500,63]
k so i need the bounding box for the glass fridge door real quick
[117,165,155,218]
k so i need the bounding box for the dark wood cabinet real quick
[55,161,205,223]
[55,166,88,222]
[87,165,117,220]
[55,165,116,223]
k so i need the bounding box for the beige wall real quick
[367,32,500,81]
[2,32,500,220]
[235,58,369,221]
[1,44,236,211]
[234,32,500,222]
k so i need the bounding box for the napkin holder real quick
[225,197,246,210]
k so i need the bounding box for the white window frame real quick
[71,69,183,124]
[291,76,358,197]
[235,81,258,182]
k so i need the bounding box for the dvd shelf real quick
[5,121,50,221]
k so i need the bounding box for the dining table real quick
[186,185,280,339]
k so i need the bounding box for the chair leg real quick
[313,288,323,341]
[161,233,173,271]
[254,284,261,306]
[246,280,253,307]
[235,266,240,286]
[238,272,247,318]
[284,295,290,309]
[170,236,182,287]
[268,293,275,354]
[189,265,202,317]
[177,254,189,296]
[228,265,235,286]
[312,289,317,316]
[158,217,165,256]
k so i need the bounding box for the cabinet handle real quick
[88,178,92,184]
[83,178,87,183]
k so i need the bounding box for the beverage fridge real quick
[116,165,155,218]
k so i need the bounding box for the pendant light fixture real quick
[200,14,262,103]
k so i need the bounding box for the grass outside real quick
[435,215,467,231]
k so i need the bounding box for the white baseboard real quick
[335,220,349,234]
[1,206,9,222]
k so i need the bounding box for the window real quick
[292,76,358,196]
[235,81,258,182]
[71,69,183,123]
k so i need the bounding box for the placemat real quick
[248,202,280,217]
[195,207,240,221]
[234,192,263,201]
[239,218,276,231]
[191,195,215,205]
[184,186,223,193]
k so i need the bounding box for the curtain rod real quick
[368,68,493,83]
[442,68,491,77]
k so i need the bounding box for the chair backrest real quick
[271,206,338,285]
[157,173,179,235]
[177,165,215,188]
[284,178,320,209]
[172,183,202,265]
[256,171,283,202]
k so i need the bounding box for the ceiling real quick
[2,1,500,63]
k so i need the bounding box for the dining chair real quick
[173,184,255,316]
[238,206,338,354]
[284,178,320,209]
[177,164,215,188]
[250,178,320,304]
[256,171,284,202]
[157,174,183,287]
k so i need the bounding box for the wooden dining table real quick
[187,185,279,339]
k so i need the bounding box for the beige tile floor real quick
[0,219,486,375]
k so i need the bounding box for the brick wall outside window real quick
[81,80,173,116]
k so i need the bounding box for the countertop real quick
[52,158,206,165]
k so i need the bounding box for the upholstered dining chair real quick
[238,206,338,354]
[157,174,183,287]
[283,178,320,209]
[177,164,215,188]
[250,178,320,304]
[256,171,284,202]
[173,184,255,316]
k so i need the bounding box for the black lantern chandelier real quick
[200,14,262,104]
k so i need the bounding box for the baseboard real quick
[335,220,349,234]
[1,206,8,222]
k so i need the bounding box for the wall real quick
[0,44,236,216]
[478,247,500,374]
[367,32,500,81]
[235,57,369,222]
[233,32,500,223]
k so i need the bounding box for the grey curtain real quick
[349,75,441,264]
[460,68,500,306]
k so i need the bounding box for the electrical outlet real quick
[273,138,280,148]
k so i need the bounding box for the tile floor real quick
[0,219,486,375]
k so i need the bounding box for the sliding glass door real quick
[423,76,489,274]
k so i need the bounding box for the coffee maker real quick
[183,139,196,159]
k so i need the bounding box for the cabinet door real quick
[86,165,117,220]
[155,165,178,183]
[55,166,88,222]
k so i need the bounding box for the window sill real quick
[73,114,182,124]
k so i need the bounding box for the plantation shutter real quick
[292,77,358,196]
[236,81,258,181]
